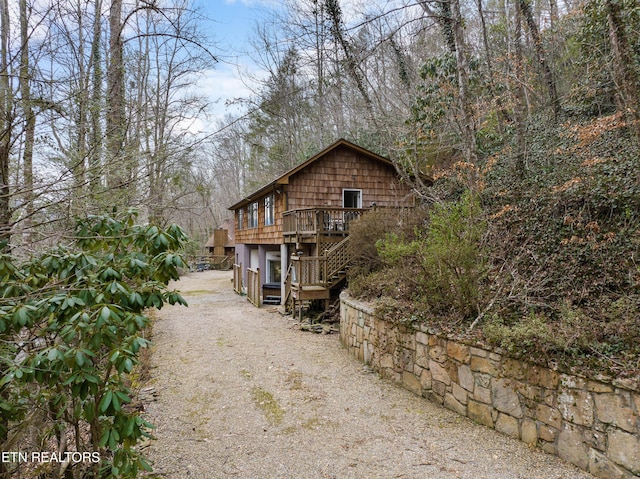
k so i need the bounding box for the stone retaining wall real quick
[340,292,640,479]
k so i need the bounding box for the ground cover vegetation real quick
[0,211,187,478]
[349,114,640,382]
[342,0,640,384]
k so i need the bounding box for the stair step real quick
[263,295,281,305]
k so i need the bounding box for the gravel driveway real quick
[142,270,593,479]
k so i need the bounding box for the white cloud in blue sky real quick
[189,0,264,124]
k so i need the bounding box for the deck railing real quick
[210,255,233,270]
[325,236,353,281]
[233,263,243,294]
[290,255,325,287]
[289,236,352,289]
[247,267,260,306]
[282,208,367,236]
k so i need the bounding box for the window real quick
[266,252,281,284]
[343,189,362,208]
[237,208,244,230]
[264,194,274,226]
[248,202,258,228]
[268,259,281,283]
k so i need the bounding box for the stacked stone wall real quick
[340,292,640,479]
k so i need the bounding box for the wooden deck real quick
[282,208,366,244]
[234,206,413,317]
[284,236,352,318]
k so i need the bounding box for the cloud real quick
[198,62,263,113]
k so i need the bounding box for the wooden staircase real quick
[284,236,354,319]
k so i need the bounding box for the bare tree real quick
[126,0,215,224]
[106,0,127,195]
[450,0,478,167]
[513,0,528,178]
[604,0,640,140]
[19,0,35,243]
[519,0,560,120]
[0,0,13,248]
[324,0,374,121]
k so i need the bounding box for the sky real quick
[190,0,271,125]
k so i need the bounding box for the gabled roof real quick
[228,139,394,210]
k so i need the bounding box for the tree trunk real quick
[513,0,528,179]
[324,0,374,121]
[605,0,640,141]
[418,0,456,54]
[0,6,10,475]
[89,0,103,196]
[476,0,510,130]
[450,0,478,168]
[0,0,12,250]
[548,0,558,28]
[519,0,560,120]
[106,0,127,193]
[72,0,89,217]
[19,0,34,245]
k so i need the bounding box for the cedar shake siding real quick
[285,144,413,211]
[228,139,423,309]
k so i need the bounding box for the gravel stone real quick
[143,270,594,479]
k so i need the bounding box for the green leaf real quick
[62,372,79,386]
[123,358,133,373]
[109,429,119,449]
[134,315,147,329]
[13,306,30,327]
[83,373,99,384]
[138,458,153,472]
[111,393,121,412]
[129,292,144,308]
[75,350,85,367]
[47,348,60,362]
[101,267,122,280]
[124,416,136,437]
[167,292,188,307]
[84,401,96,422]
[100,306,111,322]
[99,391,113,412]
[115,390,131,404]
[145,225,159,239]
[99,427,110,447]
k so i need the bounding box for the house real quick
[202,219,235,270]
[228,139,416,315]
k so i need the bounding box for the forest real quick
[0,0,638,477]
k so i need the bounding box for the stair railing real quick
[324,236,353,283]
